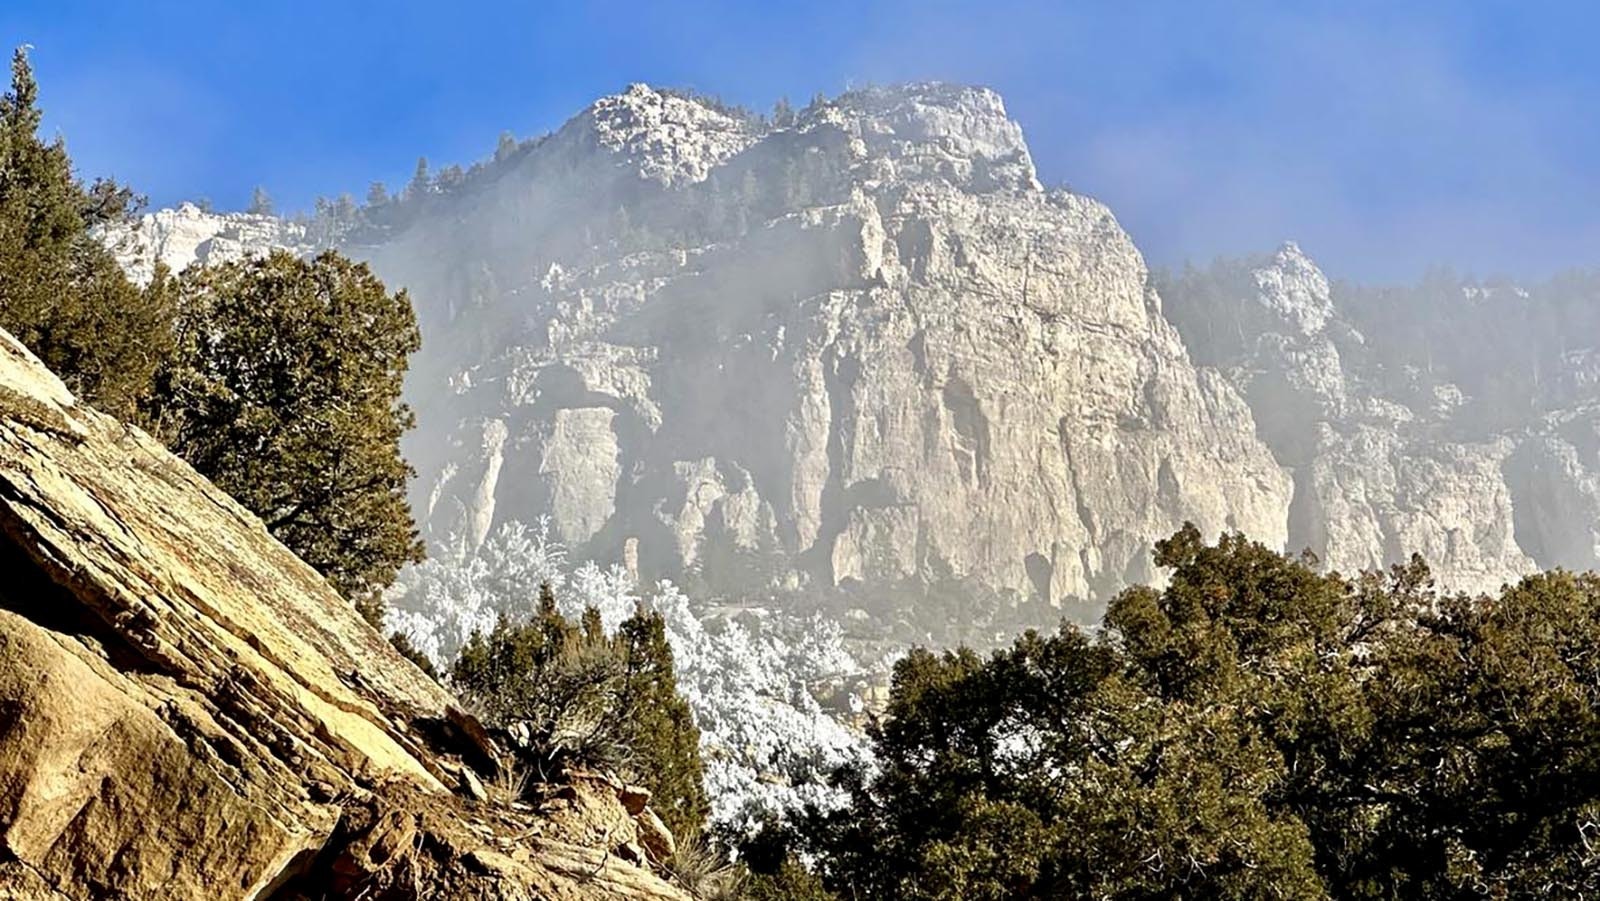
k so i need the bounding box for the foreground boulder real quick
[0,328,686,899]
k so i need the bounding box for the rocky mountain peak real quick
[95,81,1292,613]
[812,81,1041,192]
[104,78,1600,612]
[567,82,760,184]
[1251,240,1335,337]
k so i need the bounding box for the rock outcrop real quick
[0,329,687,899]
[1163,242,1600,592]
[106,81,1600,606]
[99,201,312,286]
[354,83,1291,611]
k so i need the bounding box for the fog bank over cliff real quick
[102,82,1600,618]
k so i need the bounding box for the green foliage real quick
[142,250,423,622]
[388,631,440,681]
[742,858,835,901]
[0,47,174,418]
[616,609,710,836]
[0,52,422,625]
[660,829,750,900]
[784,525,1600,899]
[452,587,708,838]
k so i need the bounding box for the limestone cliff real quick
[1163,242,1600,592]
[99,201,311,286]
[109,81,1600,608]
[0,329,687,899]
[355,83,1291,610]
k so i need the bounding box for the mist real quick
[8,5,1600,895]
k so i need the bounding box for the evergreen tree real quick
[365,180,390,208]
[79,176,145,226]
[617,610,709,837]
[406,156,430,201]
[784,526,1600,899]
[450,591,708,839]
[332,192,358,227]
[435,163,465,193]
[143,250,423,624]
[771,96,795,127]
[248,185,273,215]
[0,46,174,419]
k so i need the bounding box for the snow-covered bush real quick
[386,519,874,829]
[385,517,567,665]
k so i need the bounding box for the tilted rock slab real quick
[0,329,686,899]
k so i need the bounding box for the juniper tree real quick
[452,596,709,838]
[616,609,708,837]
[143,250,423,623]
[0,46,173,418]
[781,525,1600,899]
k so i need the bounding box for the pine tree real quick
[143,250,424,623]
[435,163,465,193]
[772,96,795,127]
[0,46,175,419]
[333,192,358,227]
[365,180,390,208]
[79,176,144,226]
[406,156,430,201]
[248,185,274,216]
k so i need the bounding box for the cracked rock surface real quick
[0,329,686,900]
[107,82,1600,605]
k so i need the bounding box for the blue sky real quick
[5,1,1599,280]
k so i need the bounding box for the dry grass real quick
[487,752,531,805]
[662,829,746,900]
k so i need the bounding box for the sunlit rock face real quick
[99,201,311,284]
[99,84,1301,611]
[1162,242,1600,593]
[0,329,690,900]
[103,82,1600,604]
[336,82,1291,611]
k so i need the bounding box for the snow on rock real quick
[562,83,760,185]
[102,83,1600,599]
[386,519,875,830]
[359,81,1291,614]
[97,202,310,285]
[1163,243,1571,593]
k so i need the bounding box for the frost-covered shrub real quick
[385,518,566,665]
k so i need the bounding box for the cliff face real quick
[1163,243,1600,592]
[354,83,1290,609]
[100,201,310,286]
[0,329,687,899]
[105,81,1600,606]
